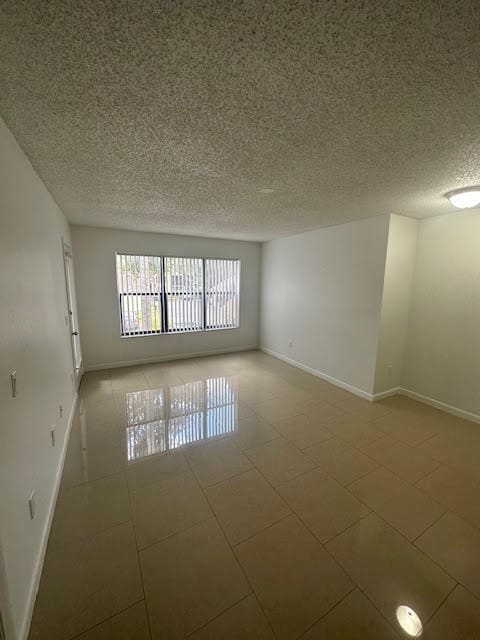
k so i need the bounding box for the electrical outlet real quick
[288,340,294,348]
[51,427,56,447]
[59,404,63,418]
[28,491,35,520]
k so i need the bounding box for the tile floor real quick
[29,351,480,639]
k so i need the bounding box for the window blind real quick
[116,254,163,336]
[205,259,240,329]
[116,254,240,336]
[164,256,203,332]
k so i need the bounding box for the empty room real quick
[1,2,480,639]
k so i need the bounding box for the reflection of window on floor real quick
[126,377,238,461]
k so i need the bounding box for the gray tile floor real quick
[29,351,480,639]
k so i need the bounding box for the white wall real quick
[403,212,480,416]
[0,118,77,639]
[71,226,261,369]
[260,216,390,395]
[374,215,418,393]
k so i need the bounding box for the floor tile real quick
[416,512,480,598]
[188,439,253,487]
[246,438,317,486]
[72,601,150,640]
[126,449,190,491]
[360,436,439,484]
[49,473,131,549]
[273,414,333,449]
[33,353,480,640]
[314,387,353,404]
[416,464,480,529]
[295,399,346,422]
[373,410,439,446]
[188,594,275,639]
[61,437,127,489]
[301,588,400,639]
[238,386,278,407]
[326,513,455,627]
[253,397,301,423]
[140,518,251,639]
[232,415,281,450]
[424,585,480,639]
[349,467,445,540]
[334,396,390,420]
[323,414,384,448]
[275,468,369,543]
[235,515,353,640]
[29,523,143,640]
[304,437,378,485]
[131,470,213,549]
[206,469,291,544]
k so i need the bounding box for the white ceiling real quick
[1,1,480,241]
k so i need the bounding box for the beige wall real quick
[71,226,261,370]
[0,118,77,639]
[374,215,418,394]
[403,212,480,416]
[260,216,390,395]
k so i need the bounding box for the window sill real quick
[120,326,240,338]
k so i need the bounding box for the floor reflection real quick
[125,377,238,460]
[396,605,423,637]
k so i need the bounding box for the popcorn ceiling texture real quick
[1,1,480,241]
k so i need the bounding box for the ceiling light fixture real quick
[258,188,275,194]
[445,186,480,209]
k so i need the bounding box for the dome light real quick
[446,187,480,209]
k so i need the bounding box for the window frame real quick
[115,253,241,338]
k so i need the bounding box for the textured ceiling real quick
[1,1,480,241]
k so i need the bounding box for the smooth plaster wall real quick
[374,215,418,393]
[0,118,76,639]
[403,212,480,416]
[259,215,390,395]
[71,226,261,369]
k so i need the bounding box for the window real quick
[116,254,163,336]
[164,257,203,332]
[116,254,240,336]
[205,258,240,329]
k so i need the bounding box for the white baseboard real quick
[20,392,78,640]
[85,345,259,372]
[400,387,480,424]
[260,347,375,400]
[372,387,402,401]
[259,349,480,424]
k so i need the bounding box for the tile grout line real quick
[228,441,369,638]
[129,490,154,640]
[61,357,480,640]
[192,464,282,640]
[294,584,358,639]
[67,599,146,640]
